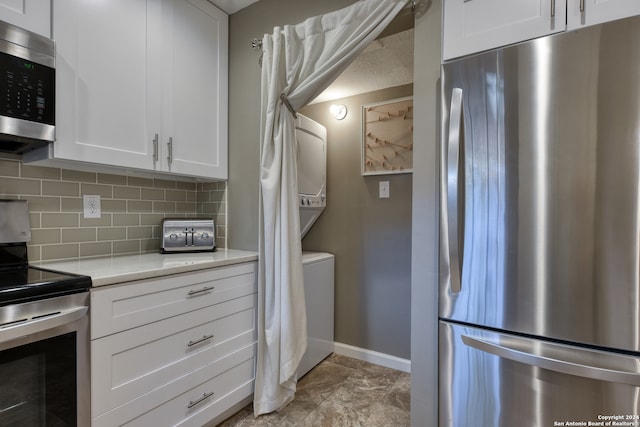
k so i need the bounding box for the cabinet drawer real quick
[92,294,257,417]
[92,345,256,427]
[91,262,257,338]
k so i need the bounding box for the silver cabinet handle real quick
[446,88,464,293]
[167,137,173,164]
[462,334,640,386]
[551,0,555,17]
[187,391,214,409]
[579,0,585,12]
[152,133,159,162]
[187,286,214,296]
[187,334,214,347]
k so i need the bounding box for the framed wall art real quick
[361,96,413,175]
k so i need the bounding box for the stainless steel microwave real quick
[0,20,54,153]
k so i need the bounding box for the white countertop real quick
[35,249,258,287]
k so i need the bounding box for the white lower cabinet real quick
[90,262,257,426]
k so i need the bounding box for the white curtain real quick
[255,0,409,416]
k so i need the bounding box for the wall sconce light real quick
[329,104,348,120]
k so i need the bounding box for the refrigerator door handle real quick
[447,88,464,293]
[462,334,640,386]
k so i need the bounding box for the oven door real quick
[0,292,89,427]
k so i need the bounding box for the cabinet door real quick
[567,0,640,30]
[0,0,50,37]
[161,0,228,179]
[443,0,566,60]
[53,0,161,171]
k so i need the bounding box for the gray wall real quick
[410,0,441,425]
[227,0,358,251]
[300,84,413,360]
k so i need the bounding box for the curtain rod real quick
[250,0,416,52]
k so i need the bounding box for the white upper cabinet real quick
[27,0,228,180]
[443,0,639,60]
[53,0,157,172]
[159,0,228,178]
[0,0,50,37]
[567,0,640,30]
[443,0,565,60]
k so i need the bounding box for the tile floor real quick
[218,353,410,427]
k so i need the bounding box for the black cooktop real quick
[0,243,91,306]
[0,266,91,306]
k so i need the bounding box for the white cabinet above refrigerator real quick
[442,0,640,60]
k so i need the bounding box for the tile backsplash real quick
[0,153,226,262]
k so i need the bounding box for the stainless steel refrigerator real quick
[440,15,640,426]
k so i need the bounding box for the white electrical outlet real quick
[83,195,101,218]
[379,181,390,198]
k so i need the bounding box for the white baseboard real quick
[333,342,411,373]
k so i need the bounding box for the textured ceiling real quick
[311,29,414,104]
[208,0,260,14]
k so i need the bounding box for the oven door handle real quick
[0,306,88,345]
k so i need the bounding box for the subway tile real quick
[210,190,226,203]
[200,202,218,214]
[215,214,225,226]
[127,176,154,188]
[0,159,19,177]
[165,189,186,202]
[81,183,112,198]
[31,229,61,245]
[140,188,165,201]
[196,192,210,203]
[21,164,60,180]
[80,241,112,258]
[113,213,140,226]
[27,245,40,262]
[176,181,196,191]
[102,199,127,213]
[114,186,141,200]
[128,200,153,213]
[98,227,126,241]
[151,225,161,238]
[43,180,80,197]
[98,173,127,185]
[42,243,79,260]
[140,213,165,226]
[153,178,176,189]
[61,197,83,212]
[199,182,218,192]
[176,202,196,213]
[186,192,196,203]
[113,240,140,254]
[127,226,153,239]
[29,213,40,228]
[42,213,79,228]
[79,214,112,227]
[152,201,175,213]
[62,169,96,183]
[62,228,96,243]
[22,196,61,212]
[0,177,40,195]
[140,238,160,252]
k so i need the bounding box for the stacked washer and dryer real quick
[294,115,335,378]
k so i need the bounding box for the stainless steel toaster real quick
[161,218,216,253]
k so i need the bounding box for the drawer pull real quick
[187,391,214,409]
[187,286,214,296]
[187,334,214,347]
